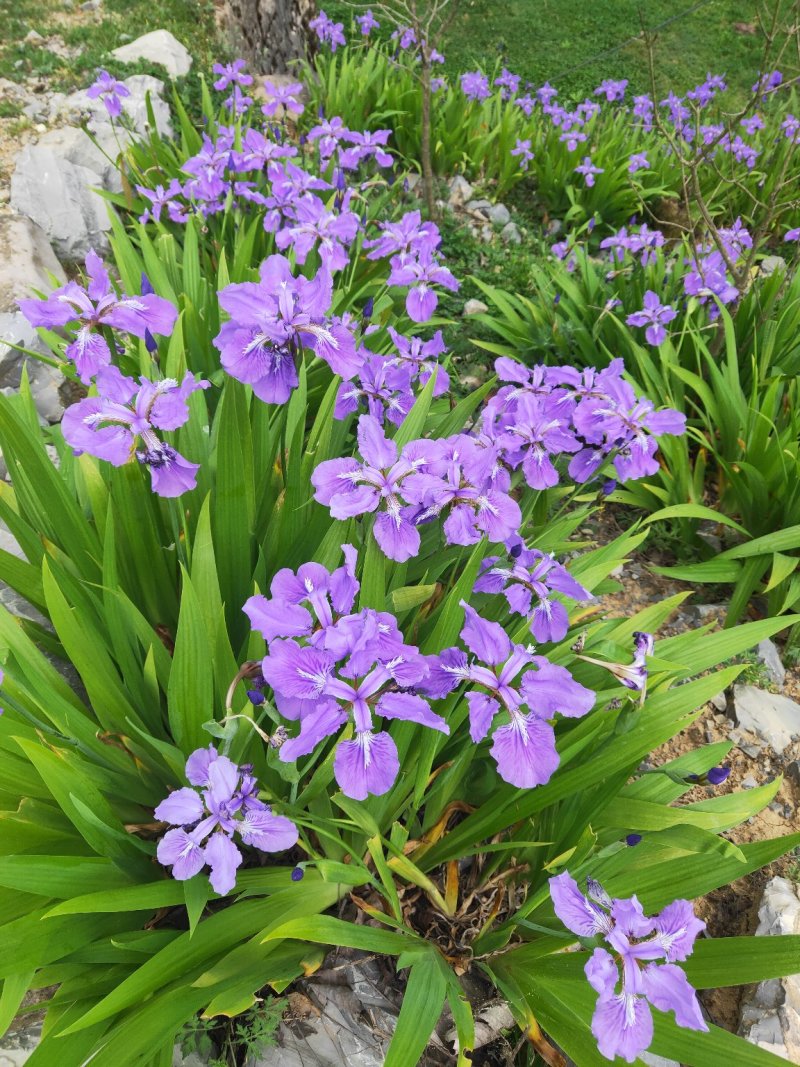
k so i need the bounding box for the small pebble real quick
[742,775,758,789]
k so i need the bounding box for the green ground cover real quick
[325,0,788,102]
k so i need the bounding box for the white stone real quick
[761,255,787,278]
[501,220,522,244]
[0,214,66,312]
[487,203,511,226]
[0,315,64,424]
[111,30,192,79]
[36,126,123,193]
[756,638,786,688]
[447,175,473,205]
[640,1053,680,1067]
[10,146,111,262]
[0,1023,41,1065]
[463,299,488,316]
[739,877,800,1061]
[733,685,800,754]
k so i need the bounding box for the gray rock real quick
[739,877,800,1060]
[0,1023,42,1065]
[786,761,800,787]
[0,313,65,423]
[710,692,728,712]
[733,685,800,754]
[545,218,563,237]
[501,221,522,244]
[742,775,758,789]
[24,29,44,44]
[487,203,511,226]
[447,175,473,205]
[111,29,192,79]
[463,299,488,316]
[686,602,727,623]
[640,1053,680,1067]
[761,255,787,278]
[172,1048,214,1067]
[0,214,66,313]
[250,988,394,1065]
[756,638,786,688]
[10,146,111,262]
[36,126,123,194]
[466,198,492,214]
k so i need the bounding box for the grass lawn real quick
[325,0,796,103]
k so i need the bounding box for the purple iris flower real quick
[461,71,491,101]
[311,415,432,561]
[334,353,415,425]
[62,367,209,497]
[628,151,649,173]
[785,227,800,242]
[213,59,253,91]
[575,156,604,187]
[536,82,558,105]
[137,179,187,224]
[496,391,581,489]
[511,138,534,170]
[310,10,346,50]
[86,69,130,118]
[571,375,686,482]
[728,134,759,168]
[549,874,707,1063]
[484,356,685,488]
[632,94,654,130]
[19,249,178,383]
[741,114,764,135]
[474,536,591,643]
[403,434,522,548]
[260,605,448,799]
[600,224,664,267]
[752,69,782,96]
[387,249,459,323]
[386,327,450,396]
[495,68,520,99]
[594,78,628,102]
[339,129,393,169]
[214,254,360,404]
[155,746,298,895]
[391,26,417,50]
[275,192,360,272]
[580,631,654,700]
[365,211,441,260]
[181,133,234,203]
[781,113,800,143]
[422,603,594,787]
[706,765,730,785]
[560,129,587,152]
[357,9,379,34]
[683,250,739,309]
[626,291,678,346]
[261,80,305,118]
[244,545,359,646]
